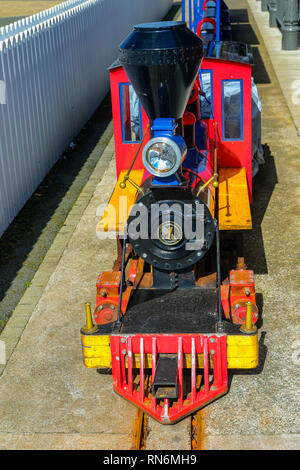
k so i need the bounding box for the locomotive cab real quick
[81,20,259,424]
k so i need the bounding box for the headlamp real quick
[142,136,187,178]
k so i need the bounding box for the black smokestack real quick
[119,21,203,120]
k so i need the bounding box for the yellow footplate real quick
[218,167,252,230]
[96,169,144,234]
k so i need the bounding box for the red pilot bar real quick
[110,333,228,424]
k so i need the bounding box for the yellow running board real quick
[218,168,252,230]
[97,167,251,233]
[97,169,144,234]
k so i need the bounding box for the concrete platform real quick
[0,142,138,450]
[247,0,300,135]
[0,0,299,450]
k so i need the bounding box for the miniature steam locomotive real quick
[81,1,261,424]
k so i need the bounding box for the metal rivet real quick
[210,338,216,343]
[121,349,127,355]
[211,350,216,355]
[121,337,126,343]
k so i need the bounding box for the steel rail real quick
[130,372,206,450]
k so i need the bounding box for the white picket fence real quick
[0,0,172,237]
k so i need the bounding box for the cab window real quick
[222,79,243,141]
[120,83,142,142]
[199,70,213,119]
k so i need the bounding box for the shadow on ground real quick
[230,8,271,84]
[243,145,278,276]
[0,94,113,330]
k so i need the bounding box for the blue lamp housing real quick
[150,118,187,186]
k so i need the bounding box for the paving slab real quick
[247,0,300,135]
[204,434,300,450]
[0,432,132,450]
[146,417,191,450]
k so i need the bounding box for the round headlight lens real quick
[142,136,186,178]
[147,142,176,173]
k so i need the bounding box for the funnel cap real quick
[119,21,203,120]
[133,21,186,31]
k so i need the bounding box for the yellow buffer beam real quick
[81,333,258,370]
[218,167,252,230]
[97,169,144,234]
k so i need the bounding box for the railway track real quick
[130,373,205,450]
[131,407,205,450]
